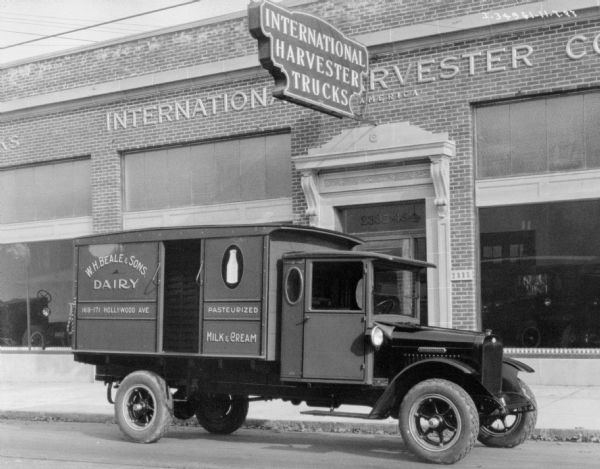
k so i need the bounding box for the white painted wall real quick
[0,352,94,383]
[1,352,598,385]
[517,357,600,386]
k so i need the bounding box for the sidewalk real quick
[1,382,599,441]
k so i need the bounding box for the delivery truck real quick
[72,224,536,464]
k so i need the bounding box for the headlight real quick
[42,307,51,317]
[370,326,384,348]
[544,297,552,307]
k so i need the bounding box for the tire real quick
[21,326,46,349]
[520,323,541,348]
[478,380,537,448]
[399,379,479,465]
[114,370,173,443]
[195,394,249,434]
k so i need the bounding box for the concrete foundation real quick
[0,352,598,385]
[0,351,94,383]
[517,357,600,386]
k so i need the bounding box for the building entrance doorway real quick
[339,201,428,324]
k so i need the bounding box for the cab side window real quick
[310,261,363,311]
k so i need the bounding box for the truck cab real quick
[72,224,536,465]
[280,250,427,384]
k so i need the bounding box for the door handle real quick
[151,263,161,285]
[144,263,161,294]
[195,262,204,285]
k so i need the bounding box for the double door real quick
[161,236,264,357]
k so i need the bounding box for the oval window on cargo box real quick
[222,245,243,288]
[285,267,303,305]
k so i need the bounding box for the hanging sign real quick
[248,0,368,118]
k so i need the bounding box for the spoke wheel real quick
[409,393,462,451]
[115,371,172,443]
[195,394,248,435]
[22,326,46,349]
[520,325,541,347]
[124,385,156,429]
[399,379,478,464]
[478,380,537,448]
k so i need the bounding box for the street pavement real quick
[3,420,600,469]
[1,381,599,441]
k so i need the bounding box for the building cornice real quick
[1,0,599,119]
[363,0,600,54]
[0,0,317,70]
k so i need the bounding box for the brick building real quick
[1,0,600,383]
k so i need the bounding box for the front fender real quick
[499,359,536,413]
[368,358,481,419]
[503,356,535,373]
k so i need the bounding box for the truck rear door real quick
[75,242,163,352]
[201,236,264,357]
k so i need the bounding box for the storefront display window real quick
[124,133,291,211]
[476,91,600,178]
[480,200,600,348]
[0,159,91,224]
[0,240,73,349]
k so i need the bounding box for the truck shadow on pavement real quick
[168,427,418,463]
[87,424,421,464]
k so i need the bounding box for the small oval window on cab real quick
[285,267,303,305]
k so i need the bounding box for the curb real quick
[1,411,599,442]
[0,411,114,424]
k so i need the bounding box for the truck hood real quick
[373,316,485,346]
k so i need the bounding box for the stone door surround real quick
[293,122,455,327]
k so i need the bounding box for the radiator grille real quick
[481,338,503,393]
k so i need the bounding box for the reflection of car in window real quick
[481,256,600,348]
[0,289,68,348]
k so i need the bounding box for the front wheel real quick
[399,379,479,465]
[195,394,248,434]
[478,380,537,448]
[114,370,172,443]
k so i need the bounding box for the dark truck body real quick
[72,224,536,464]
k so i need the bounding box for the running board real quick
[300,410,375,419]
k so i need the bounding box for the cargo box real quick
[74,224,359,360]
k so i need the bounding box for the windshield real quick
[373,261,420,321]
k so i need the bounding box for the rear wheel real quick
[115,370,172,443]
[478,380,537,448]
[195,394,248,434]
[399,379,479,464]
[21,326,46,349]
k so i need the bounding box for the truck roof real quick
[283,250,436,269]
[74,224,362,248]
